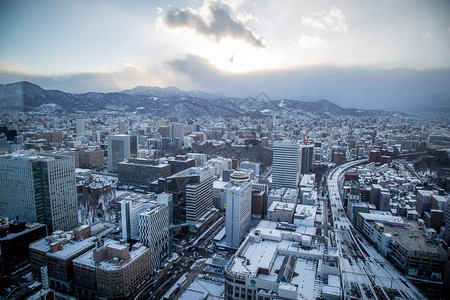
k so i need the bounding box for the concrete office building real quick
[300,144,314,174]
[267,201,295,223]
[167,155,196,175]
[187,153,208,167]
[0,222,47,276]
[224,220,340,300]
[107,134,138,172]
[29,226,97,293]
[240,161,261,178]
[251,189,266,217]
[164,167,213,224]
[77,149,104,169]
[75,117,85,136]
[117,158,170,188]
[186,168,214,223]
[416,190,434,217]
[170,122,184,141]
[73,239,151,299]
[0,153,78,233]
[139,204,170,272]
[120,194,156,243]
[225,171,252,248]
[272,140,301,188]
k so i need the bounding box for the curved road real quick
[327,159,424,299]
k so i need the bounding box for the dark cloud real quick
[164,4,266,48]
[168,55,450,112]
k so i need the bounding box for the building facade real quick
[0,153,78,233]
[225,171,252,248]
[139,204,170,272]
[272,140,301,188]
[73,240,151,299]
[107,134,137,172]
[186,169,214,223]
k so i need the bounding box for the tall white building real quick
[225,171,252,248]
[272,140,301,188]
[139,204,170,272]
[186,168,214,223]
[0,153,78,232]
[107,134,138,172]
[120,194,155,242]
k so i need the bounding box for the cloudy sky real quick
[1,0,449,111]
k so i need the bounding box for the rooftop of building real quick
[359,212,405,224]
[282,188,299,199]
[0,222,46,241]
[118,159,168,168]
[168,166,212,179]
[268,188,285,198]
[73,239,149,270]
[294,205,317,227]
[268,201,295,212]
[0,152,72,161]
[213,180,228,189]
[226,220,333,299]
[432,194,448,202]
[299,174,315,187]
[383,221,442,255]
[352,202,377,209]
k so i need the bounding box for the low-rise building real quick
[73,239,151,299]
[267,201,295,223]
[224,220,339,300]
[29,225,97,293]
[0,221,47,276]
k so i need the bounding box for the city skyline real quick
[1,0,450,111]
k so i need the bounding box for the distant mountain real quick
[121,85,222,99]
[0,81,407,118]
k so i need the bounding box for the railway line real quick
[327,159,424,299]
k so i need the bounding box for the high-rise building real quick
[139,204,170,272]
[75,117,85,136]
[265,116,272,130]
[164,167,213,224]
[170,122,184,141]
[225,171,252,248]
[118,120,127,134]
[186,169,214,223]
[444,201,450,246]
[272,140,301,188]
[107,134,138,172]
[0,153,78,233]
[300,144,314,174]
[416,190,433,217]
[187,153,208,167]
[120,194,155,242]
[240,161,261,177]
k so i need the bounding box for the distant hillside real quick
[0,81,406,118]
